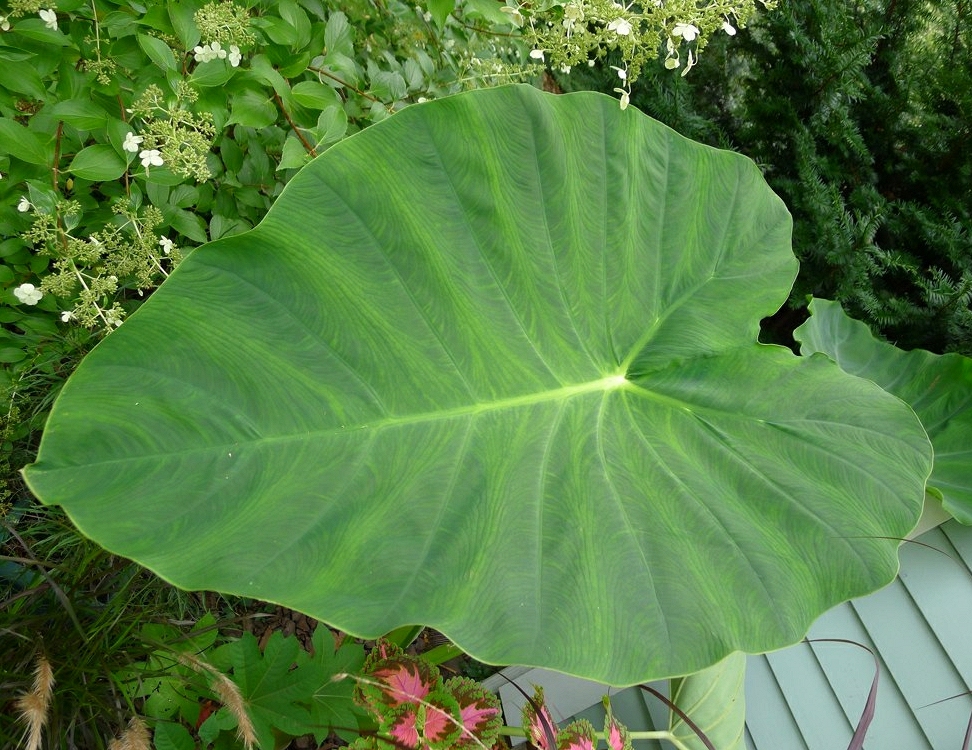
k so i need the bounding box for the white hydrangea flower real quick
[681,49,696,76]
[672,22,700,41]
[614,88,630,110]
[61,310,74,322]
[722,20,737,35]
[123,132,143,153]
[607,17,633,36]
[139,149,163,168]
[498,5,524,24]
[529,48,545,61]
[210,41,227,59]
[228,45,242,67]
[139,149,163,175]
[193,43,219,63]
[17,196,31,212]
[612,65,627,81]
[14,283,43,305]
[39,8,57,30]
[158,236,175,255]
[0,15,11,31]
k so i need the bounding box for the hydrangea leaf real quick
[795,297,972,524]
[23,85,932,684]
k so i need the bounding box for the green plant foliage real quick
[23,85,932,685]
[668,652,746,750]
[0,3,538,739]
[124,625,370,750]
[121,616,222,723]
[205,629,363,749]
[0,502,213,749]
[0,0,533,448]
[562,0,972,354]
[523,0,771,86]
[795,298,972,524]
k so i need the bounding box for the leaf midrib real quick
[32,374,633,471]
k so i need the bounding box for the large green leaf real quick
[23,85,931,685]
[669,652,746,750]
[795,297,972,523]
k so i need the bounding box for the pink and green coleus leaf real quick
[375,660,437,706]
[419,692,462,749]
[556,720,596,750]
[604,714,632,750]
[523,686,558,750]
[356,640,443,717]
[385,692,462,750]
[445,677,502,747]
[387,704,421,749]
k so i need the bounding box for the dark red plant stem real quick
[805,638,880,750]
[637,684,717,750]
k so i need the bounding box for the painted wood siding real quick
[747,520,972,749]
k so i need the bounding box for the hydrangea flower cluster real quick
[126,84,217,182]
[350,640,502,750]
[522,0,775,101]
[192,41,242,66]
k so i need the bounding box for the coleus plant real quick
[24,85,932,693]
[350,639,502,750]
[522,686,632,750]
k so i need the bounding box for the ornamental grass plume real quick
[108,716,151,750]
[177,652,257,749]
[16,654,54,750]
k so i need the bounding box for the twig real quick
[272,90,317,157]
[307,65,389,108]
[52,121,63,192]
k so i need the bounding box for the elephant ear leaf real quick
[795,297,972,524]
[23,85,932,685]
